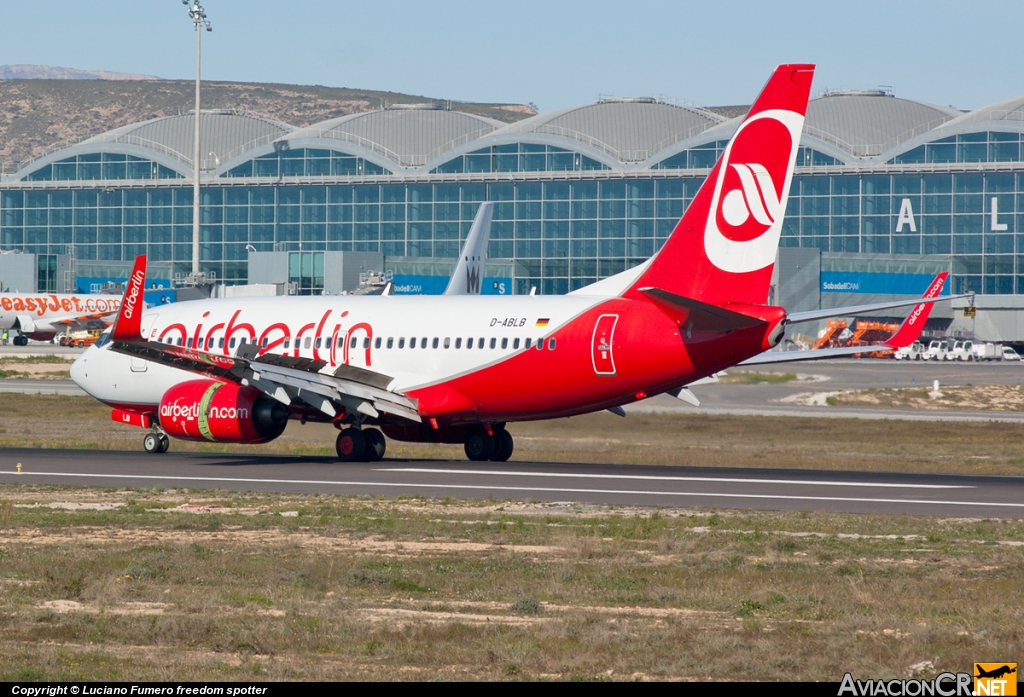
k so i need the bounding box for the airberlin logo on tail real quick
[122,269,145,320]
[906,275,946,327]
[704,109,805,274]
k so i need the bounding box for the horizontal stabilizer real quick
[639,287,766,333]
[668,386,701,407]
[786,292,971,325]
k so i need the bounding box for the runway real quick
[2,448,1022,518]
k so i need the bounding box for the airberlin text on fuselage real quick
[0,294,121,317]
[156,307,375,368]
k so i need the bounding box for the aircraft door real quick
[130,314,158,372]
[591,314,618,376]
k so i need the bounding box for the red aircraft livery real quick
[70,65,964,462]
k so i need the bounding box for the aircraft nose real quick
[70,347,93,393]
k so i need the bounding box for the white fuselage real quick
[72,293,604,409]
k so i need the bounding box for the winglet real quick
[110,255,148,342]
[883,272,948,350]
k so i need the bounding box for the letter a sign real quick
[896,198,917,233]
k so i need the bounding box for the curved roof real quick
[802,91,960,158]
[80,110,295,170]
[280,106,504,169]
[940,95,1024,128]
[487,99,723,163]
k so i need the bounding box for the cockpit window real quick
[94,330,112,349]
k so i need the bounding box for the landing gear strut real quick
[465,425,513,462]
[143,432,169,454]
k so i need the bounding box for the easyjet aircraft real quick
[70,64,964,462]
[0,292,123,345]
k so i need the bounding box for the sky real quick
[0,0,1020,112]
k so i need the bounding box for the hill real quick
[0,78,536,172]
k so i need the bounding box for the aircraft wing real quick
[107,256,421,423]
[444,202,493,295]
[742,271,950,366]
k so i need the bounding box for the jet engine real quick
[158,379,288,443]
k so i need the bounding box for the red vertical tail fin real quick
[627,64,814,306]
[883,272,948,349]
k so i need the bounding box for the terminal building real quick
[2,89,1024,339]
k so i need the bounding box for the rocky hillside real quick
[0,78,536,172]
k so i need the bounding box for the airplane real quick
[377,201,494,296]
[0,292,123,345]
[445,202,493,296]
[70,64,965,462]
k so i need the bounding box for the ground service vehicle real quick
[895,341,924,361]
[1002,346,1021,361]
[946,340,975,361]
[923,340,950,361]
[70,65,965,461]
[974,342,1001,361]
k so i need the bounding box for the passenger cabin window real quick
[315,337,322,349]
[387,337,394,349]
[219,337,224,349]
[444,337,451,349]
[375,337,382,349]
[410,337,417,349]
[501,338,508,349]
[548,338,557,350]
[422,337,428,349]
[325,337,332,348]
[284,338,290,349]
[467,338,474,349]
[304,337,312,349]
[261,338,269,348]
[525,338,532,349]
[432,337,439,349]
[187,338,193,348]
[489,338,496,349]
[536,338,544,350]
[363,337,370,349]
[513,338,520,349]
[455,338,462,349]
[350,337,358,349]
[399,338,405,349]
[230,338,236,349]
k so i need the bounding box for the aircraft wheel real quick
[13,336,27,346]
[336,428,367,462]
[363,428,386,461]
[158,434,170,453]
[464,432,495,461]
[143,433,164,454]
[490,429,514,462]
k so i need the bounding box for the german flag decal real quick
[536,318,549,327]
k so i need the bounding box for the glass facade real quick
[25,153,182,181]
[225,148,388,178]
[432,143,608,174]
[1,129,1023,296]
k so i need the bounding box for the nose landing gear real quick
[143,431,170,454]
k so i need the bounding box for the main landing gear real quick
[464,424,513,462]
[336,426,386,463]
[143,431,170,454]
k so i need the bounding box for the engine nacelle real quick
[158,379,288,444]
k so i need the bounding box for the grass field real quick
[2,393,1023,680]
[0,487,1021,681]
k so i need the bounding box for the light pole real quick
[183,0,211,280]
